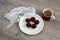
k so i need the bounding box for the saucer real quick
[19,14,44,35]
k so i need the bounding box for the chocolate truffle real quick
[26,18,30,22]
[26,23,31,27]
[31,24,36,28]
[34,20,39,24]
[31,17,35,21]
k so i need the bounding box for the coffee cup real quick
[42,8,55,21]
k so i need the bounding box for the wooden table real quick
[0,0,60,40]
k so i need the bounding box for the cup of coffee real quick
[42,8,55,21]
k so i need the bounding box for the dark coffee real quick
[42,10,52,21]
[44,10,52,16]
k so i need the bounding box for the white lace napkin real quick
[4,7,36,28]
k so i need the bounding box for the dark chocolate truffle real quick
[31,17,35,21]
[34,20,39,24]
[31,24,36,28]
[26,18,30,22]
[26,23,31,27]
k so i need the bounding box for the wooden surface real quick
[0,0,60,40]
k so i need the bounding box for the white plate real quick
[19,14,44,35]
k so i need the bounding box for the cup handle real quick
[51,15,55,20]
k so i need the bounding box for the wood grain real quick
[0,0,60,40]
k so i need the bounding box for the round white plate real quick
[19,14,44,35]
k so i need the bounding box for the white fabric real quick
[4,7,36,23]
